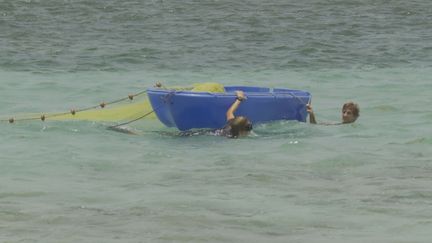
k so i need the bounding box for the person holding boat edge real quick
[307,102,359,125]
[216,91,253,138]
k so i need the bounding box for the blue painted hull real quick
[147,86,311,131]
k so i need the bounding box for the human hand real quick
[235,91,246,101]
[306,104,313,114]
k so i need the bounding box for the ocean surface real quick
[1,1,432,242]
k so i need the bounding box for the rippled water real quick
[1,1,432,242]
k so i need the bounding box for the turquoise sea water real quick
[1,1,432,242]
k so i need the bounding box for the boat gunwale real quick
[147,86,311,98]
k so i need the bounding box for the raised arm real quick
[226,91,246,121]
[306,104,317,124]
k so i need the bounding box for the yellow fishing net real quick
[49,97,156,121]
[191,82,225,92]
[2,82,225,123]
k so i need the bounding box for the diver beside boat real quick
[215,91,253,138]
[307,102,360,125]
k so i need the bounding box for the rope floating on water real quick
[108,109,156,129]
[1,88,150,124]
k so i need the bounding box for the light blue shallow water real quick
[1,1,432,242]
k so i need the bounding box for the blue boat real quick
[147,85,311,131]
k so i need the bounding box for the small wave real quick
[405,137,432,145]
[371,105,399,112]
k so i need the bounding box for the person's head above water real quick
[341,102,360,124]
[228,116,253,138]
[307,101,359,125]
[222,91,253,138]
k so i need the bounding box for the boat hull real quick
[147,86,311,131]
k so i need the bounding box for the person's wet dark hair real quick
[342,102,360,118]
[229,116,252,138]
